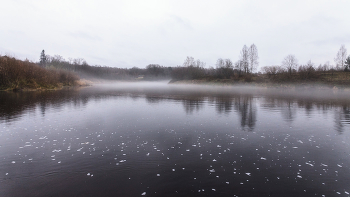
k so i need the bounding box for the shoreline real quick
[0,79,93,92]
[168,78,350,91]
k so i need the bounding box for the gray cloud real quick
[1,0,350,69]
[69,31,103,41]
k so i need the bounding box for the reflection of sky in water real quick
[0,84,350,196]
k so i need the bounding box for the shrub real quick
[0,56,79,90]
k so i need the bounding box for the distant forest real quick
[2,44,350,89]
[36,44,350,83]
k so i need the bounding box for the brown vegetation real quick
[0,56,79,90]
[260,63,350,86]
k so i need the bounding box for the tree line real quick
[261,45,350,81]
[25,44,350,83]
[171,44,259,81]
[37,44,259,81]
[39,50,173,80]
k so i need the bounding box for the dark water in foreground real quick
[1,83,350,197]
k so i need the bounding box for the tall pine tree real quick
[40,50,46,67]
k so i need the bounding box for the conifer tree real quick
[40,50,46,67]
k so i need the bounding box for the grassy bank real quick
[0,56,80,90]
[169,71,350,89]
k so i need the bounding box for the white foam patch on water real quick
[306,162,314,167]
[141,192,146,195]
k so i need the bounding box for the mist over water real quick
[0,82,350,196]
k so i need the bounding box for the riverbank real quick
[1,79,93,92]
[169,72,350,90]
[0,56,83,91]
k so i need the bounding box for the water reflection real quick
[1,85,350,133]
[234,96,256,131]
[182,99,204,114]
[1,84,350,196]
[334,105,350,133]
[211,96,232,114]
[261,98,297,123]
[0,90,82,123]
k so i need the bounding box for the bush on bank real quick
[0,56,79,90]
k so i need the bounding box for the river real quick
[0,82,350,196]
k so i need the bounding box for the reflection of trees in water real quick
[281,100,297,123]
[334,105,350,133]
[262,98,297,123]
[183,94,257,131]
[0,90,84,123]
[144,94,205,114]
[2,88,350,134]
[297,100,314,117]
[213,96,233,114]
[262,96,350,132]
[233,96,257,132]
[146,96,162,104]
[182,99,204,114]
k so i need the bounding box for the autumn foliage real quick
[0,56,79,90]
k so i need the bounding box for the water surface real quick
[1,83,350,196]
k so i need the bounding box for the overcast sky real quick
[1,0,350,69]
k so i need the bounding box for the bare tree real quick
[261,65,284,77]
[298,60,316,79]
[216,58,225,69]
[73,58,85,65]
[195,59,206,67]
[183,56,205,68]
[240,45,249,73]
[216,58,233,78]
[334,45,347,70]
[248,44,259,73]
[183,56,195,67]
[235,60,243,76]
[224,59,233,68]
[282,54,298,76]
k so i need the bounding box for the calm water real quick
[1,83,350,197]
